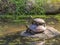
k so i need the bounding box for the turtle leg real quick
[25,28,35,35]
[25,28,30,33]
[30,30,35,35]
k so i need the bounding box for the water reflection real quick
[20,35,60,45]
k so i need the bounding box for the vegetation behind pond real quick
[0,14,60,24]
[0,0,60,15]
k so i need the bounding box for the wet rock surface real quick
[20,26,60,39]
[20,26,60,45]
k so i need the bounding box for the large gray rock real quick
[20,26,60,39]
[25,0,60,14]
[44,0,60,14]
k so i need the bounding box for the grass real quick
[0,14,60,23]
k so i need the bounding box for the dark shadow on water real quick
[0,31,24,45]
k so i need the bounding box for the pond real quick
[0,22,60,45]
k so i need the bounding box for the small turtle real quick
[33,18,45,24]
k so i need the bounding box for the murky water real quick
[0,22,60,45]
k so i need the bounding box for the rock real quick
[25,0,60,14]
[20,26,60,39]
[25,0,35,12]
[30,41,45,45]
[44,0,60,14]
[20,26,60,45]
[0,0,16,14]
